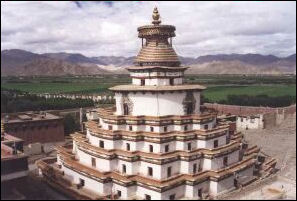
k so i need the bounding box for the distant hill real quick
[1,49,296,76]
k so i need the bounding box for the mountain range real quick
[1,49,296,76]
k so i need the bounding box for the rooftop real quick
[109,84,206,92]
[1,112,62,124]
[1,133,25,159]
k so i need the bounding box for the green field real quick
[1,75,296,103]
[203,85,296,102]
[1,82,113,94]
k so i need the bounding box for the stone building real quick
[236,115,264,131]
[1,122,29,182]
[1,112,64,145]
[37,8,261,200]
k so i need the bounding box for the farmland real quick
[1,74,296,103]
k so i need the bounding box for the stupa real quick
[37,8,260,200]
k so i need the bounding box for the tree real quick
[63,114,79,135]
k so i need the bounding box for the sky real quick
[1,1,296,57]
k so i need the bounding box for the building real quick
[37,8,261,200]
[236,115,264,131]
[1,122,29,182]
[1,112,64,145]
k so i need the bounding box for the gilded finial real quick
[152,7,161,25]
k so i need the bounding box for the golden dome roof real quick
[135,7,181,67]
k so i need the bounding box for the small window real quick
[223,156,228,166]
[214,140,218,148]
[145,195,151,200]
[169,78,174,86]
[141,79,145,86]
[108,125,112,130]
[188,143,192,151]
[234,178,238,188]
[129,125,133,131]
[198,163,202,172]
[117,190,122,198]
[204,124,209,130]
[150,127,154,132]
[79,178,85,188]
[148,167,153,176]
[169,194,176,200]
[149,145,154,153]
[99,140,104,148]
[123,103,129,115]
[241,117,244,122]
[167,167,172,178]
[198,188,202,198]
[193,163,197,174]
[165,145,169,153]
[186,103,193,115]
[122,164,127,174]
[184,125,188,131]
[91,157,96,167]
[164,126,167,132]
[126,143,130,151]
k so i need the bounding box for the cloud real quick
[1,1,296,57]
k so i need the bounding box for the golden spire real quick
[152,7,161,25]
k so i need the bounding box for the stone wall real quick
[204,103,296,116]
[204,103,296,128]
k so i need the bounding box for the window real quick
[214,140,218,148]
[169,78,174,86]
[198,188,202,198]
[150,127,154,132]
[165,145,169,153]
[184,125,188,131]
[149,145,154,153]
[169,194,176,200]
[223,156,228,167]
[198,163,202,172]
[99,140,104,148]
[126,143,130,151]
[91,157,96,167]
[141,79,145,86]
[123,103,129,115]
[148,167,153,176]
[234,178,238,188]
[122,165,127,174]
[108,125,112,130]
[129,125,133,131]
[79,178,85,188]
[241,117,244,122]
[204,124,209,130]
[164,126,167,132]
[145,195,151,200]
[186,103,193,115]
[117,190,122,198]
[188,143,192,151]
[167,167,172,178]
[193,163,197,174]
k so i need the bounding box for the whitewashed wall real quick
[99,118,217,133]
[114,91,201,116]
[236,115,264,131]
[87,129,229,153]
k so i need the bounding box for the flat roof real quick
[110,84,206,92]
[1,112,62,124]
